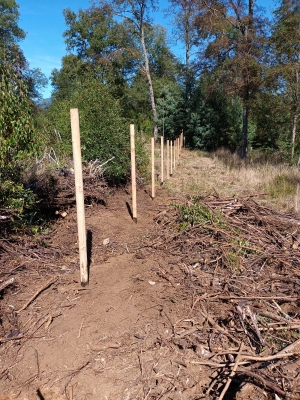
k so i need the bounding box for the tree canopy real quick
[3,0,300,192]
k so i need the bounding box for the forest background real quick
[1,0,300,224]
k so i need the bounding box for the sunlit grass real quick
[159,147,300,213]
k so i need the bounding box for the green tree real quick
[156,82,185,139]
[270,0,300,161]
[250,91,291,155]
[0,1,37,176]
[193,0,269,157]
[51,5,138,101]
[166,0,199,129]
[0,0,25,49]
[0,53,35,177]
[0,1,48,221]
[125,23,182,137]
[99,0,160,139]
[184,75,242,150]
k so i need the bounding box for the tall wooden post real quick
[151,137,155,199]
[70,108,88,286]
[166,140,170,180]
[170,140,173,176]
[180,132,183,152]
[161,136,164,184]
[173,139,176,170]
[130,124,137,223]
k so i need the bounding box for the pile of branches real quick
[0,156,111,310]
[143,195,300,398]
[28,159,109,212]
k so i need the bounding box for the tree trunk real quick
[241,0,253,159]
[141,27,158,140]
[292,59,300,161]
[185,14,191,130]
[242,102,249,159]
[291,112,298,161]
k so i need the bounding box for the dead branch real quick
[0,277,15,292]
[236,367,286,396]
[17,277,58,312]
[219,342,244,400]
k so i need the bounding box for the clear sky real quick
[17,0,276,98]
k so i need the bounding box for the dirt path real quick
[0,150,196,400]
[1,151,299,399]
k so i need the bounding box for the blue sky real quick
[17,0,276,98]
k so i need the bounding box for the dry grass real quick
[152,146,300,214]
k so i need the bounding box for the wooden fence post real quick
[130,124,137,223]
[70,108,88,286]
[161,136,164,184]
[173,139,176,170]
[170,140,173,176]
[166,140,170,180]
[151,137,155,199]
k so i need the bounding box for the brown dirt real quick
[1,150,300,399]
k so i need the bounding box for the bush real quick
[0,180,38,223]
[42,78,148,183]
[0,53,39,226]
[0,56,36,177]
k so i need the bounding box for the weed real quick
[175,197,226,230]
[223,250,244,273]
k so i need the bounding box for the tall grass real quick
[164,148,300,214]
[214,149,300,212]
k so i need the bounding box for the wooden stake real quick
[166,140,170,180]
[170,140,173,176]
[151,137,155,199]
[161,136,164,184]
[70,108,88,286]
[130,124,137,222]
[173,140,176,170]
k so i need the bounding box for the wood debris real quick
[139,194,300,398]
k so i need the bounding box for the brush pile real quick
[141,194,300,398]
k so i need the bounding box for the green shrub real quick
[0,53,40,225]
[42,78,148,183]
[0,57,36,177]
[0,180,38,222]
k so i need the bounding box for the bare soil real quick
[1,150,300,400]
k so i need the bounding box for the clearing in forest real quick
[0,150,300,400]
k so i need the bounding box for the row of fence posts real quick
[69,108,184,285]
[151,133,184,199]
[130,125,184,226]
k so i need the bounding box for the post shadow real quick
[87,229,93,272]
[125,201,134,220]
